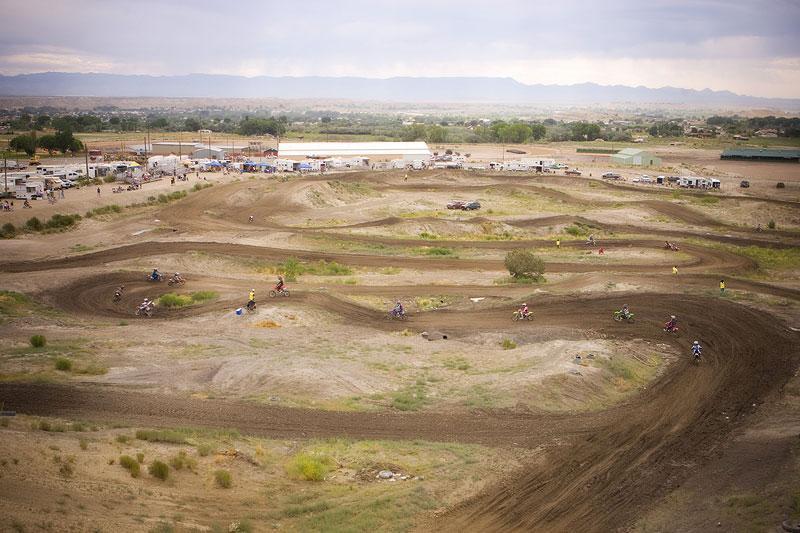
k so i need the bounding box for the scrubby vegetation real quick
[148,460,169,480]
[30,334,46,348]
[157,291,218,308]
[263,258,353,281]
[135,429,188,444]
[119,455,141,477]
[169,450,196,471]
[54,357,72,371]
[505,249,545,280]
[85,204,123,217]
[214,469,233,488]
[285,452,335,481]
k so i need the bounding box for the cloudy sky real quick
[1,0,798,98]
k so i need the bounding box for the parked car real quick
[463,201,481,210]
[632,177,641,183]
[447,200,465,210]
[565,169,582,176]
[740,180,750,188]
[640,175,653,183]
[602,172,621,180]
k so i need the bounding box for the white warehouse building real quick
[278,141,431,161]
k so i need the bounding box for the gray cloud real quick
[0,0,798,97]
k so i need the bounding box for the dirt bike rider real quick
[170,272,184,283]
[275,275,286,293]
[138,297,153,312]
[586,234,595,246]
[150,268,161,281]
[665,315,677,331]
[518,302,531,318]
[691,340,702,360]
[114,285,125,299]
[620,303,631,320]
[391,300,405,317]
[247,288,256,310]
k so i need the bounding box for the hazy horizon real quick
[0,0,798,99]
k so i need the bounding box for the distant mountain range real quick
[1,72,798,110]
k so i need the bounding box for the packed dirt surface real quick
[1,167,799,532]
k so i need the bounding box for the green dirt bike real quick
[612,310,635,322]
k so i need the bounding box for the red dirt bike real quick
[513,310,533,321]
[663,321,678,333]
[269,286,290,298]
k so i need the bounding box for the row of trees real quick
[8,129,83,156]
[706,115,800,137]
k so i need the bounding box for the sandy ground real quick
[1,166,799,532]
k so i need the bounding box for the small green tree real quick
[9,133,37,156]
[504,250,545,279]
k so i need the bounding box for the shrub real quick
[776,182,785,189]
[136,452,144,463]
[25,217,43,231]
[148,460,169,480]
[158,293,193,308]
[214,469,232,488]
[38,420,51,431]
[44,213,81,230]
[119,455,141,478]
[103,175,117,183]
[54,357,72,371]
[501,338,517,350]
[115,434,131,444]
[189,291,217,302]
[0,223,16,239]
[504,249,545,279]
[135,429,187,444]
[768,219,776,229]
[285,452,334,481]
[169,450,196,471]
[85,204,122,217]
[30,334,46,348]
[565,225,582,236]
[59,461,74,477]
[197,443,214,457]
[79,438,88,450]
[422,247,453,256]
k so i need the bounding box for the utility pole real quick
[3,150,7,195]
[84,144,89,178]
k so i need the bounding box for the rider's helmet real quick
[693,340,699,345]
[175,272,179,276]
[670,315,676,319]
[251,288,255,292]
[523,303,527,306]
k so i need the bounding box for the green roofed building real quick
[610,148,662,166]
[720,148,800,162]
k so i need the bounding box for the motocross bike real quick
[513,310,533,321]
[612,310,635,322]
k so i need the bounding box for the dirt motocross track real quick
[1,169,799,532]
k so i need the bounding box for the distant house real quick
[611,148,662,167]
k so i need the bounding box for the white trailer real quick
[14,177,44,200]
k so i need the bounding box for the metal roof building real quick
[720,148,800,162]
[610,148,662,167]
[278,141,431,159]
